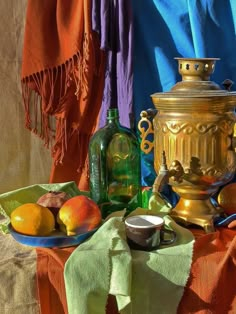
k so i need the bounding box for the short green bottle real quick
[89,108,142,218]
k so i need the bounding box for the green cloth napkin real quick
[0,181,83,233]
[64,209,195,314]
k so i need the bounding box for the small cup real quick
[125,215,176,251]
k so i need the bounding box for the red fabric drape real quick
[178,228,236,314]
[21,0,106,190]
[36,247,118,314]
[36,247,73,314]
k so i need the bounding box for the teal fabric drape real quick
[132,0,236,187]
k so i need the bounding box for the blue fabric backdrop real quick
[132,0,236,187]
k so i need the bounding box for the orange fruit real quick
[11,203,55,236]
[57,195,102,236]
[218,183,236,215]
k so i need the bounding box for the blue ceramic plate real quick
[8,224,98,248]
[214,214,236,227]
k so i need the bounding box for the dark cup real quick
[125,215,176,251]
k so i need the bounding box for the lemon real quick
[11,203,55,236]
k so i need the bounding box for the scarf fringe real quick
[21,33,91,165]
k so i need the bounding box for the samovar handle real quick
[232,124,236,152]
[138,109,170,195]
[222,79,236,151]
[138,109,157,154]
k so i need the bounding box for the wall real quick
[0,0,51,193]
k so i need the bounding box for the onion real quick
[37,191,71,223]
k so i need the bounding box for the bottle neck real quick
[106,108,120,124]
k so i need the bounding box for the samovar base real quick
[170,197,222,233]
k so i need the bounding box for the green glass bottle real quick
[89,108,142,218]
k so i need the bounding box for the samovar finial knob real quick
[222,79,234,91]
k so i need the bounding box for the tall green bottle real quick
[89,108,141,218]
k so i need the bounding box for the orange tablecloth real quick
[178,228,236,314]
[36,227,236,314]
[36,246,118,314]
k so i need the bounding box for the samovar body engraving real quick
[154,113,235,185]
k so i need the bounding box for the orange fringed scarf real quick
[21,0,105,190]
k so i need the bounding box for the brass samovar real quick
[139,58,236,232]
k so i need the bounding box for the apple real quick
[57,195,102,236]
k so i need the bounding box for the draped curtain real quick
[1,0,236,193]
[131,0,236,186]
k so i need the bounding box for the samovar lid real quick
[151,58,236,112]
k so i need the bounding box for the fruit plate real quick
[8,224,98,248]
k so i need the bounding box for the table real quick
[1,227,236,314]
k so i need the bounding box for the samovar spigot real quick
[153,151,184,193]
[152,151,169,193]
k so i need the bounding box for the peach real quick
[57,195,102,236]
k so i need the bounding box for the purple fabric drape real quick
[92,0,133,128]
